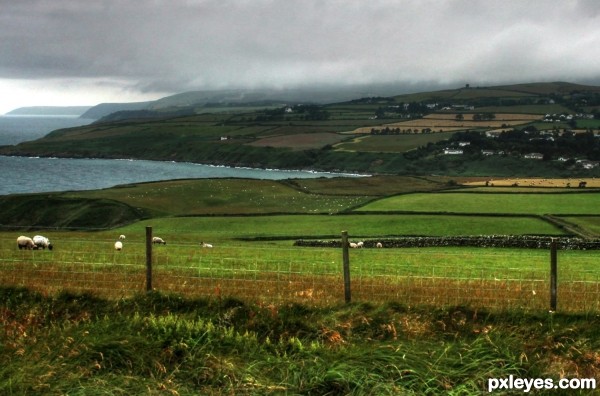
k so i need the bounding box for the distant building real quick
[577,160,599,169]
[524,153,544,160]
[485,131,503,138]
[444,148,463,155]
[451,104,475,111]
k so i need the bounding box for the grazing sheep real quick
[17,236,37,250]
[152,237,166,245]
[118,234,126,240]
[33,235,53,250]
[201,242,213,248]
[349,242,358,248]
[114,241,123,251]
[376,242,383,248]
[356,241,364,248]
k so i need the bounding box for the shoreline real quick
[0,154,372,179]
[0,155,371,196]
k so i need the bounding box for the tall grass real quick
[1,240,599,312]
[2,287,599,394]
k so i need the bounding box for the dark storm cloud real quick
[1,0,599,93]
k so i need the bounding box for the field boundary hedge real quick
[294,235,600,250]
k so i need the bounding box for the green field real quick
[562,216,600,235]
[3,174,600,393]
[4,175,599,311]
[334,132,456,153]
[114,214,563,241]
[357,191,600,215]
[64,178,374,216]
[576,119,600,129]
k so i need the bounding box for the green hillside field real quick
[357,191,600,215]
[2,81,600,177]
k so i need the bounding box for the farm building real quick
[444,148,463,155]
[524,153,544,160]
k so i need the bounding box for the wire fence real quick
[1,230,599,312]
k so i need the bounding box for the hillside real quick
[1,82,599,177]
[79,85,404,121]
[79,101,153,120]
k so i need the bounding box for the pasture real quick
[333,132,455,153]
[63,178,375,216]
[2,176,599,312]
[1,232,599,312]
[116,214,565,240]
[357,191,600,215]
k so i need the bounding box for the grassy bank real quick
[1,287,599,395]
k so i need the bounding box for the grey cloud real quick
[1,0,599,95]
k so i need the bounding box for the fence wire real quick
[0,242,599,312]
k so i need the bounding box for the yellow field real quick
[425,113,542,121]
[463,177,600,188]
[353,113,543,134]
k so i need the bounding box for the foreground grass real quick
[1,287,599,395]
[2,236,599,311]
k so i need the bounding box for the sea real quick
[0,115,362,195]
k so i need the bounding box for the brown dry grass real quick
[353,113,542,134]
[464,178,600,188]
[2,263,598,312]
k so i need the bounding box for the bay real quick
[0,156,360,195]
[0,115,364,195]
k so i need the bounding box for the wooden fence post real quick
[146,226,153,292]
[550,239,557,311]
[341,230,351,303]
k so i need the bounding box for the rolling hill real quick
[1,81,599,177]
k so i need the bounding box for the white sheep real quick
[33,235,53,250]
[356,241,364,248]
[376,242,383,248]
[118,234,126,240]
[17,236,37,250]
[114,241,123,251]
[349,242,358,248]
[152,237,166,245]
[201,242,213,248]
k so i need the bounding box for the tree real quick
[455,114,464,121]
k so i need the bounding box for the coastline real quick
[0,155,370,196]
[0,154,371,178]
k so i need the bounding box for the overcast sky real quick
[1,0,600,114]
